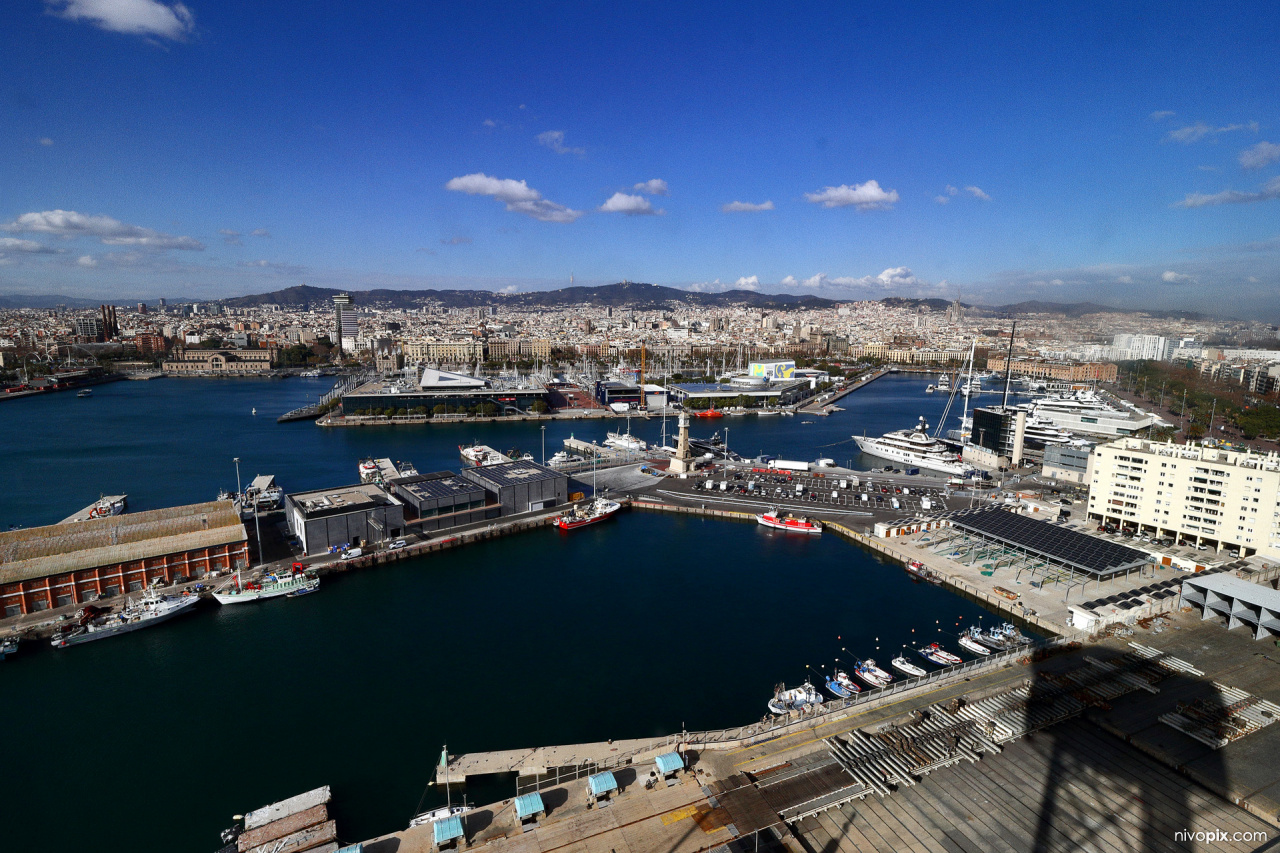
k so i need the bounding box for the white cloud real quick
[536,130,585,156]
[871,267,921,288]
[721,200,773,212]
[219,228,242,246]
[482,119,497,128]
[1175,176,1280,208]
[498,284,520,294]
[1167,120,1259,144]
[0,237,59,254]
[779,275,798,287]
[1,209,204,250]
[1161,270,1195,284]
[934,195,950,205]
[1150,110,1176,121]
[238,259,306,274]
[801,273,827,288]
[733,275,760,290]
[250,228,271,237]
[965,186,991,201]
[946,185,958,196]
[76,255,98,267]
[599,192,662,216]
[1239,141,1280,171]
[445,172,583,223]
[46,0,195,41]
[633,179,668,196]
[39,137,54,146]
[805,180,899,210]
[1115,275,1133,284]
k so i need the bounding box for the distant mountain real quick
[217,282,843,310]
[0,294,112,309]
[977,300,1209,320]
[880,297,954,312]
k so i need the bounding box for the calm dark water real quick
[0,374,1012,851]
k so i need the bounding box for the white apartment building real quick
[1112,333,1171,361]
[1087,437,1280,559]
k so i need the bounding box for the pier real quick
[362,609,1280,853]
[797,367,890,413]
[58,494,127,524]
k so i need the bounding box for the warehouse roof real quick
[287,483,402,519]
[459,462,565,489]
[0,500,247,586]
[389,472,486,501]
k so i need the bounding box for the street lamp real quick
[233,457,242,498]
[541,425,546,466]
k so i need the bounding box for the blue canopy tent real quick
[513,792,546,827]
[654,751,684,783]
[587,770,619,805]
[433,814,464,848]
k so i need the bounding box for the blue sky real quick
[2,1,1279,316]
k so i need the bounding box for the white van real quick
[839,479,848,489]
[921,498,932,510]
[342,547,363,559]
[890,498,900,510]
[831,491,840,500]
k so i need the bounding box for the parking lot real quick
[656,462,960,517]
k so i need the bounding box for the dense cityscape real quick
[5,2,1280,853]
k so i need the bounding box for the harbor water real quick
[0,373,1018,851]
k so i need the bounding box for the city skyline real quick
[2,2,1279,316]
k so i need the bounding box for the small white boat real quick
[824,670,861,698]
[918,643,962,666]
[957,629,992,656]
[547,451,586,468]
[768,681,822,714]
[409,804,472,828]
[853,659,893,688]
[891,656,928,678]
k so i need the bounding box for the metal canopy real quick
[948,506,1149,579]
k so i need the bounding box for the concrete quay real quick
[360,609,1280,853]
[797,366,890,413]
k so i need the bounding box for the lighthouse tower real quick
[669,411,696,475]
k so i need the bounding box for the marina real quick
[0,372,1266,853]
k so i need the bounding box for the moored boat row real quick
[769,621,1031,712]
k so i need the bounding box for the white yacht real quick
[854,417,967,475]
[1029,390,1159,437]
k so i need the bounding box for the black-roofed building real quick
[387,471,499,532]
[458,462,568,515]
[285,483,406,556]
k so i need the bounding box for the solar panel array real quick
[949,506,1150,579]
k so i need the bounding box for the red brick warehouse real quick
[0,501,248,617]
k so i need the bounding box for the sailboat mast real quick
[1001,320,1017,410]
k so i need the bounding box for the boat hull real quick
[52,596,200,647]
[756,514,822,534]
[957,637,991,656]
[214,575,318,604]
[853,438,966,476]
[553,501,622,530]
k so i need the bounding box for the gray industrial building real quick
[285,483,406,556]
[387,471,499,532]
[458,462,568,514]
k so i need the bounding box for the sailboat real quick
[554,451,621,530]
[410,745,472,827]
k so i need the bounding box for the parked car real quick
[388,539,407,550]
